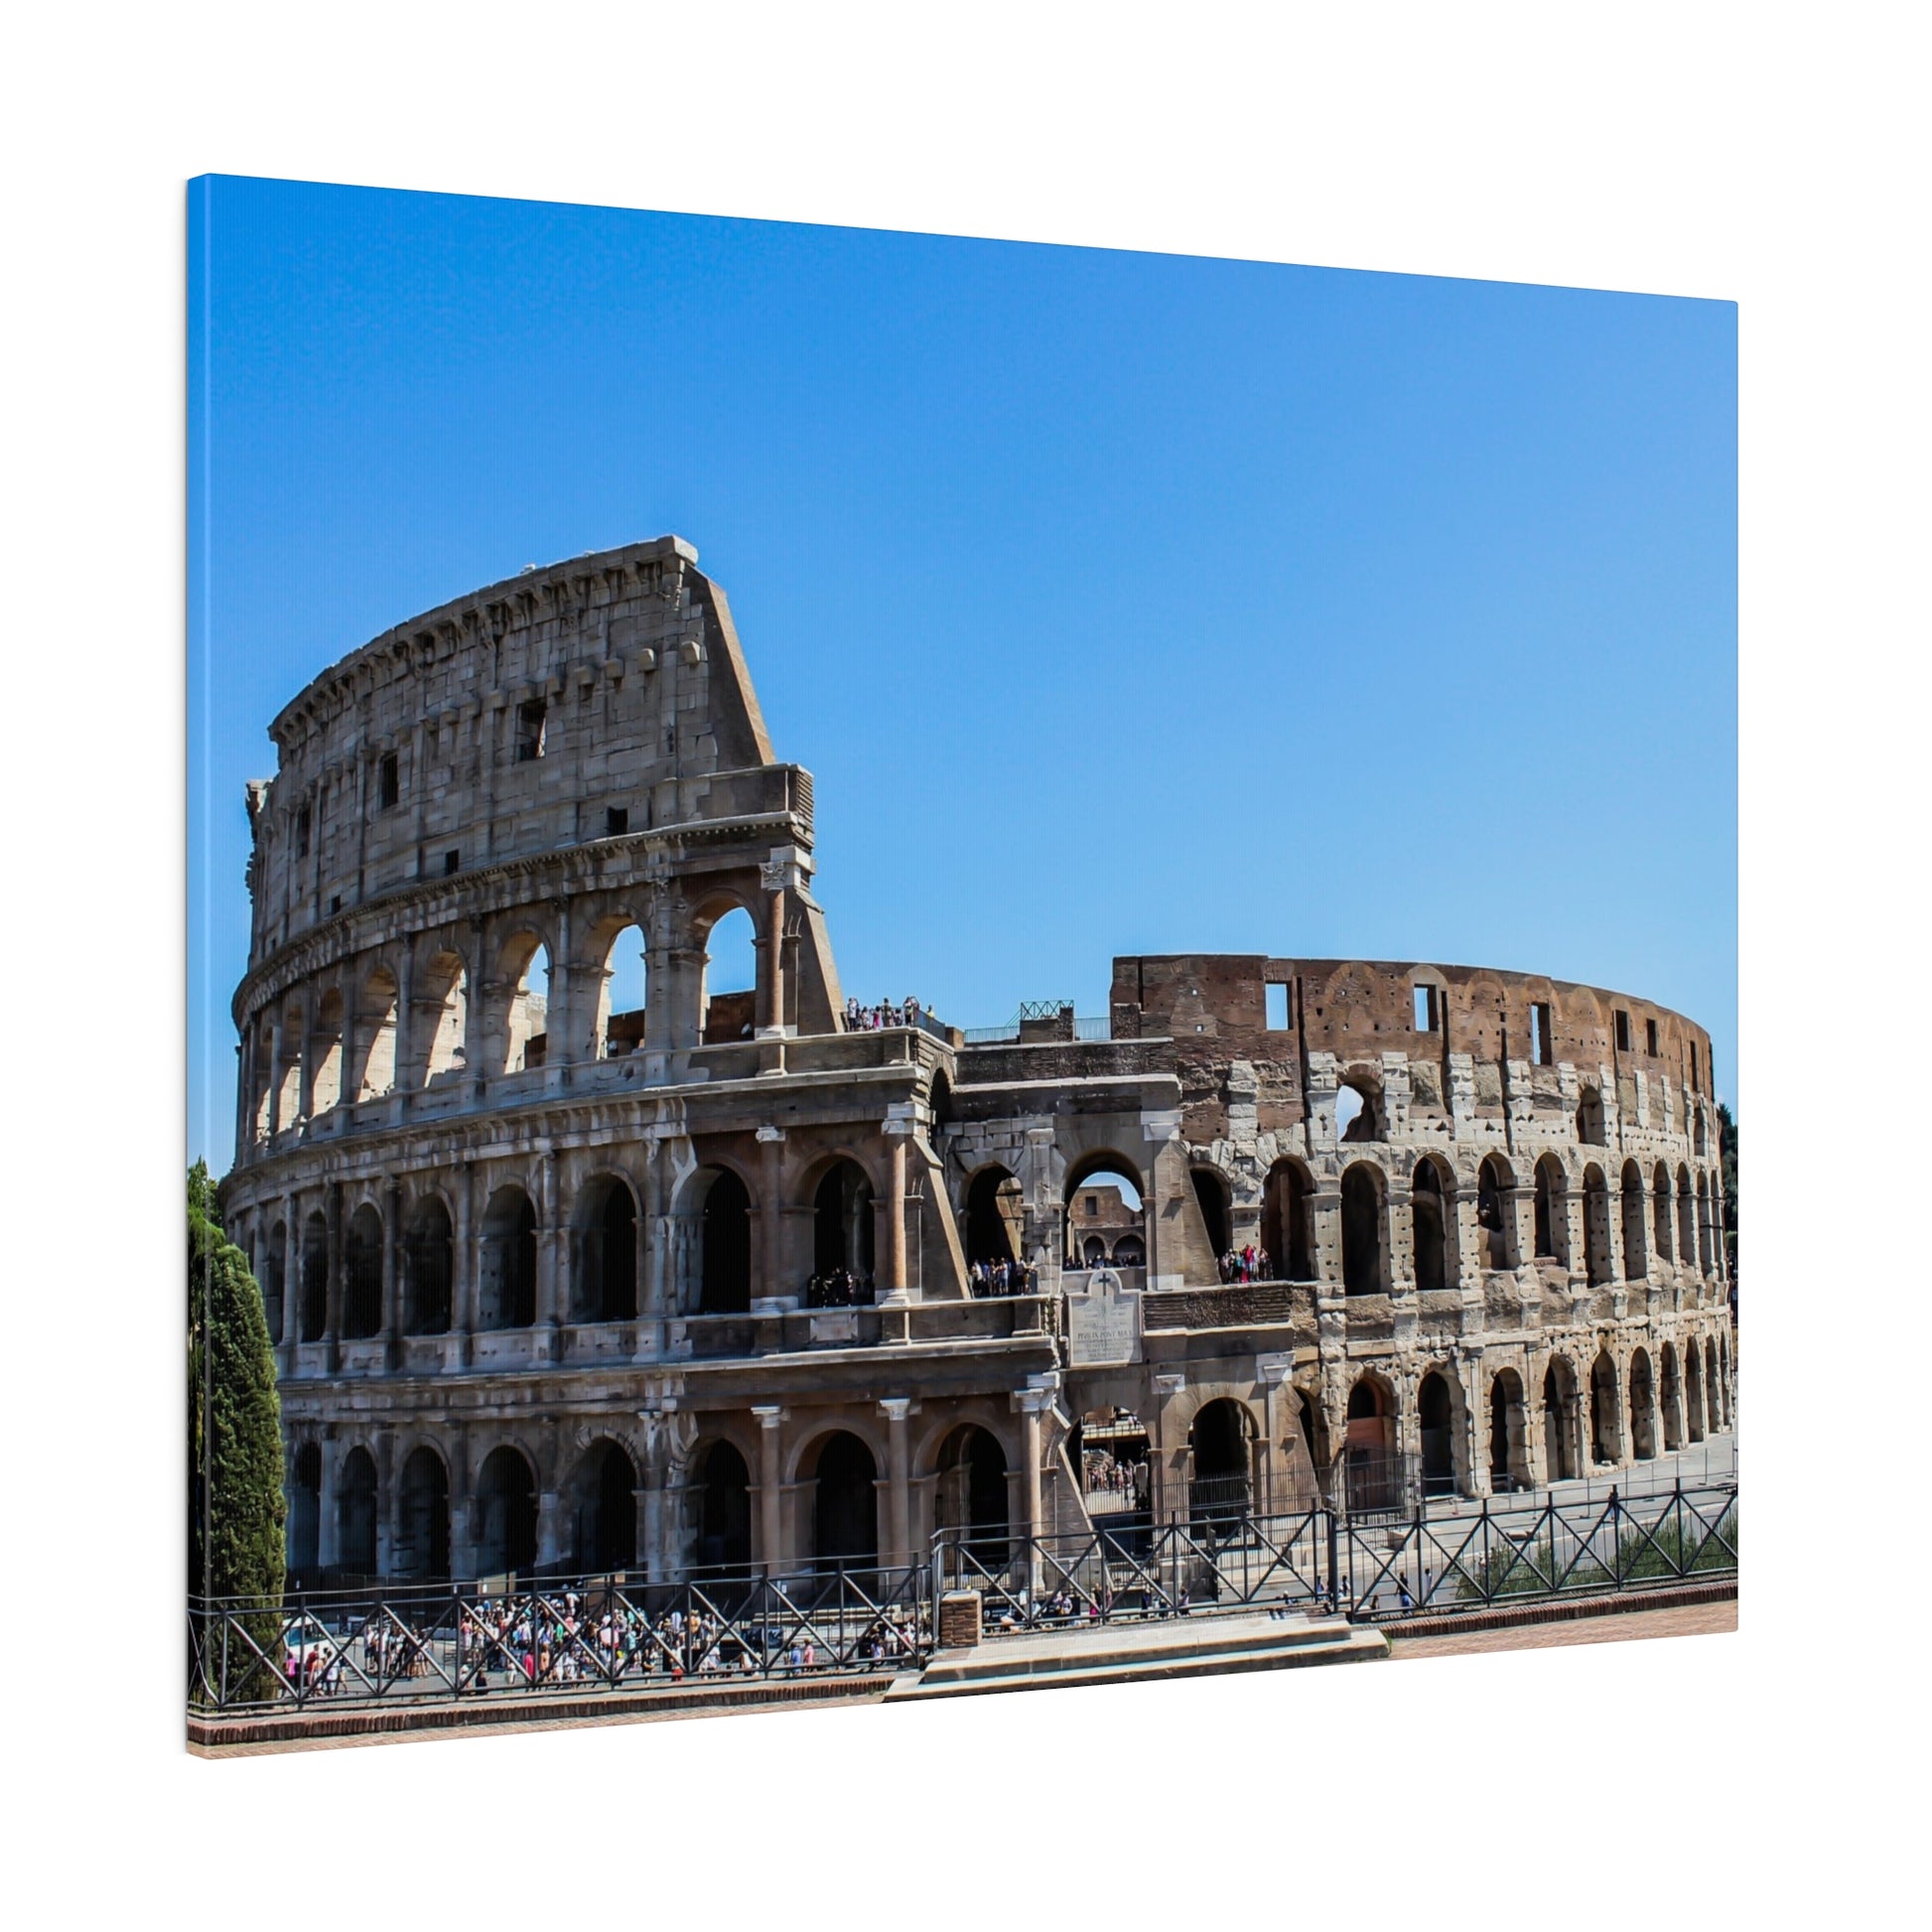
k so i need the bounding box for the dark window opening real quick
[1645,1017,1659,1056]
[515,699,547,762]
[1614,1009,1631,1052]
[1531,1001,1554,1066]
[605,805,628,837]
[330,895,343,915]
[699,1169,753,1314]
[1265,981,1291,1031]
[377,753,399,811]
[1414,984,1443,1033]
[295,805,311,859]
[444,849,460,876]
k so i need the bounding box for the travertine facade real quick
[220,536,1734,1587]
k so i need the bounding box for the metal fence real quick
[189,1561,932,1716]
[936,1480,1736,1633]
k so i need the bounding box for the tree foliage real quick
[190,1162,286,1696]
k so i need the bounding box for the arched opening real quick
[1582,1165,1612,1287]
[1542,1357,1582,1482]
[1077,1409,1151,1518]
[1676,1166,1697,1272]
[812,1160,875,1297]
[1111,1233,1145,1265]
[574,1174,638,1322]
[1488,1369,1531,1493]
[343,1202,383,1338]
[478,1186,538,1329]
[1696,1173,1714,1276]
[1340,1163,1385,1295]
[1343,1377,1399,1512]
[1576,1084,1606,1146]
[1335,1075,1384,1143]
[595,921,648,1058]
[1706,1337,1724,1431]
[1189,1398,1254,1522]
[1695,1104,1709,1158]
[288,1444,321,1579]
[402,1195,454,1334]
[1620,1161,1648,1282]
[502,937,550,1073]
[299,1212,327,1341]
[1061,1160,1144,1273]
[420,948,469,1086]
[338,1447,378,1577]
[964,1166,1023,1266]
[1533,1156,1567,1265]
[395,1447,450,1581]
[1659,1343,1685,1450]
[1262,1159,1314,1282]
[1653,1161,1675,1266]
[699,1168,753,1314]
[1418,1371,1455,1496]
[1477,1155,1518,1270]
[809,1433,879,1570]
[694,1441,753,1575]
[274,1002,304,1130]
[933,1425,1010,1562]
[1628,1348,1658,1459]
[1190,1167,1231,1259]
[1589,1350,1621,1464]
[699,904,759,1043]
[476,1446,538,1578]
[569,1441,638,1575]
[355,967,398,1100]
[1684,1340,1707,1444]
[261,1224,287,1346]
[311,989,345,1114]
[1411,1160,1449,1293]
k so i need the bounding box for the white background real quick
[3,3,1922,1921]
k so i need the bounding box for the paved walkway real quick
[1389,1597,1735,1660]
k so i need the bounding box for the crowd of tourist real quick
[967,1257,1036,1298]
[1217,1244,1273,1284]
[804,1267,874,1309]
[844,996,926,1032]
[1080,1449,1151,1510]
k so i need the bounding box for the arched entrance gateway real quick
[812,1160,875,1300]
[1343,1377,1399,1512]
[809,1432,878,1571]
[1188,1399,1254,1522]
[964,1167,1023,1266]
[1417,1371,1455,1497]
[933,1425,1010,1562]
[1488,1369,1531,1493]
[476,1447,538,1579]
[395,1447,451,1581]
[1061,1155,1145,1274]
[568,1441,638,1575]
[698,1168,752,1314]
[1542,1358,1582,1482]
[693,1442,753,1574]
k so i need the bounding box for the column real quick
[1015,1387,1051,1591]
[324,1183,344,1372]
[382,1179,402,1370]
[316,1439,341,1572]
[759,862,787,1037]
[280,1201,298,1370]
[880,1120,910,1305]
[537,1144,564,1359]
[757,1125,786,1299]
[754,1406,786,1576]
[880,1399,914,1570]
[1258,1355,1292,1517]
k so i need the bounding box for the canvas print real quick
[187,178,1737,1750]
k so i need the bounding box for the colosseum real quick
[219,534,1734,1588]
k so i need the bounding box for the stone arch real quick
[565,1438,639,1574]
[288,1442,322,1578]
[1684,1337,1707,1444]
[1582,1163,1612,1287]
[1411,1156,1451,1293]
[343,1200,383,1338]
[588,914,649,1060]
[963,1163,1023,1266]
[1696,1172,1715,1276]
[1676,1165,1697,1271]
[1477,1153,1519,1270]
[1653,1160,1675,1266]
[1487,1367,1532,1493]
[1627,1346,1658,1459]
[1342,1372,1400,1511]
[696,898,759,1044]
[394,1445,451,1581]
[809,1157,876,1290]
[1576,1083,1607,1147]
[1340,1161,1386,1295]
[478,1184,538,1329]
[1620,1161,1648,1283]
[1542,1354,1583,1482]
[1188,1397,1256,1520]
[495,927,553,1075]
[1111,1232,1145,1265]
[696,1165,754,1314]
[354,964,399,1101]
[418,945,470,1087]
[311,987,345,1115]
[1589,1348,1622,1464]
[1659,1341,1685,1450]
[1061,1149,1146,1270]
[1335,1069,1385,1144]
[1706,1336,1724,1430]
[261,1220,287,1346]
[273,994,304,1130]
[572,1171,638,1322]
[801,1429,879,1570]
[1262,1157,1315,1282]
[932,1423,1011,1560]
[337,1445,379,1576]
[401,1191,454,1334]
[1534,1154,1569,1266]
[475,1444,539,1578]
[1417,1366,1460,1496]
[691,1438,754,1574]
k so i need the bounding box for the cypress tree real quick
[190,1162,286,1700]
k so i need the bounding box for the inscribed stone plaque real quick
[1067,1269,1142,1367]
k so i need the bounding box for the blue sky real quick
[189,177,1735,1173]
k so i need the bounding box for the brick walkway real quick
[1389,1597,1735,1660]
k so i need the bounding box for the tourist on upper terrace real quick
[1218,1245,1272,1285]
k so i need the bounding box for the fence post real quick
[1326,1508,1341,1616]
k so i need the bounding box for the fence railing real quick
[190,1561,931,1717]
[935,1480,1736,1634]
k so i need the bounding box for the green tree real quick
[190,1161,287,1700]
[1718,1103,1738,1280]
